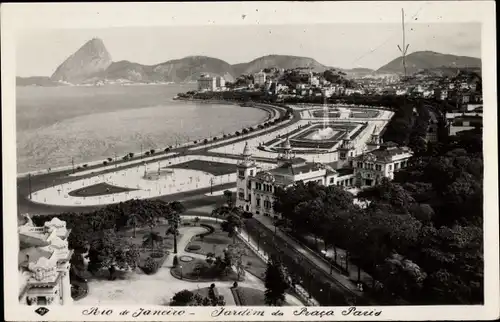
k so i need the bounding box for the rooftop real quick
[354,145,412,163]
[269,162,324,177]
[19,247,53,268]
[337,168,355,176]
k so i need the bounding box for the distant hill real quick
[233,55,328,76]
[152,56,236,83]
[377,51,481,75]
[16,76,61,87]
[51,38,113,83]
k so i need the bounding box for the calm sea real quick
[16,84,268,173]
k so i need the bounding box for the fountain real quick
[311,102,335,140]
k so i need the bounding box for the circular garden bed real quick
[179,255,194,262]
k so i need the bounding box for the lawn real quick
[311,111,341,118]
[231,287,292,306]
[350,110,380,118]
[231,286,266,305]
[171,257,240,282]
[166,159,235,176]
[68,182,137,197]
[184,222,268,280]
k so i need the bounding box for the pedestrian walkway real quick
[254,214,368,301]
[237,228,320,306]
[217,287,236,305]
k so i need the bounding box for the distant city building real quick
[321,87,335,98]
[18,216,73,306]
[215,76,226,89]
[425,110,440,143]
[198,74,216,91]
[352,144,413,187]
[253,71,267,86]
[197,74,226,91]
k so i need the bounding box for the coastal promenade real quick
[16,102,295,214]
[17,102,391,214]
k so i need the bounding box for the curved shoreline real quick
[17,99,276,178]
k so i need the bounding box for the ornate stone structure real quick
[18,215,73,306]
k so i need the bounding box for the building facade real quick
[18,216,73,306]
[197,74,216,91]
[253,71,267,86]
[215,76,226,89]
[352,144,413,187]
[236,141,354,217]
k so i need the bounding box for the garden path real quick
[79,217,304,306]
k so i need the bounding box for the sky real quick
[16,23,481,77]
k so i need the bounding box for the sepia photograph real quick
[2,1,498,321]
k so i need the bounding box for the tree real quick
[223,190,233,206]
[264,257,289,306]
[127,213,141,238]
[142,231,163,251]
[220,213,243,244]
[128,152,134,158]
[358,177,415,214]
[170,290,194,306]
[87,230,139,280]
[225,243,247,280]
[206,252,216,265]
[193,262,206,280]
[376,253,427,302]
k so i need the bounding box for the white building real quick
[352,144,413,187]
[253,71,267,86]
[197,74,216,91]
[236,141,354,217]
[18,216,73,306]
[215,76,226,89]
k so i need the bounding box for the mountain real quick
[22,38,481,86]
[51,38,113,83]
[376,51,481,75]
[151,56,236,83]
[233,55,328,76]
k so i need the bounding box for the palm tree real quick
[127,213,141,238]
[142,231,163,251]
[165,201,185,254]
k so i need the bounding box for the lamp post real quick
[28,173,32,200]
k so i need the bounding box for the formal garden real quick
[166,159,235,176]
[68,182,137,197]
[33,192,302,306]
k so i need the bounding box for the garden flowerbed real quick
[170,258,240,282]
[68,183,137,197]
